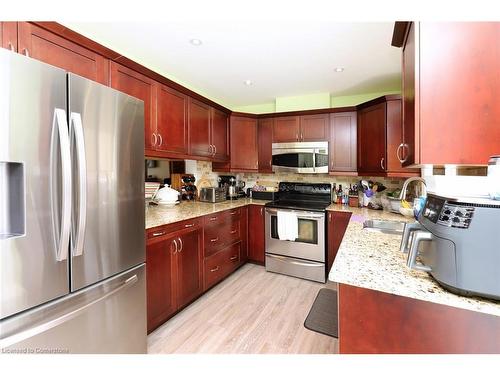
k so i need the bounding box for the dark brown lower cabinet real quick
[204,242,241,290]
[240,206,248,264]
[338,283,500,354]
[326,211,352,272]
[248,205,265,264]
[146,226,202,333]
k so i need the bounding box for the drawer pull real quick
[230,230,237,234]
[210,237,219,243]
[230,211,237,215]
[184,223,195,228]
[152,231,166,237]
[209,217,217,221]
[210,266,220,272]
[230,255,238,261]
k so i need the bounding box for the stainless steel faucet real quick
[398,177,427,200]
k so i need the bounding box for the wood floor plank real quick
[147,263,339,354]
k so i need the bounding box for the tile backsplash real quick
[186,160,405,197]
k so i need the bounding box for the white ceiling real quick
[63,20,401,109]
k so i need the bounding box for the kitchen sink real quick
[362,219,406,235]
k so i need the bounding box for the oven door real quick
[265,208,325,262]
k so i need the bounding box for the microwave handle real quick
[406,231,433,272]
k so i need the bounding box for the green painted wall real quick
[330,91,401,107]
[232,90,401,114]
[275,92,331,112]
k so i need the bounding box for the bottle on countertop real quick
[337,184,343,204]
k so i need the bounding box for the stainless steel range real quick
[264,182,332,282]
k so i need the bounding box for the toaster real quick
[401,193,500,300]
[199,187,226,203]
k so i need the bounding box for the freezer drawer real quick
[0,264,146,354]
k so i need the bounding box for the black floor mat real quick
[304,288,338,338]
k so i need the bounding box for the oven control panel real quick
[422,195,474,229]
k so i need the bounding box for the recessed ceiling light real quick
[244,80,253,86]
[189,38,202,46]
[334,67,345,72]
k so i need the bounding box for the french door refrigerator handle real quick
[53,108,71,262]
[70,112,87,257]
[0,274,138,348]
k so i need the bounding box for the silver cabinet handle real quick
[402,143,409,163]
[230,255,238,261]
[397,143,404,163]
[184,223,195,228]
[178,237,183,252]
[260,207,264,216]
[209,216,217,221]
[52,108,71,262]
[172,239,178,254]
[214,145,217,155]
[296,132,299,141]
[22,48,29,57]
[209,144,213,154]
[380,157,385,170]
[158,133,163,147]
[400,222,422,253]
[70,112,87,257]
[210,237,219,243]
[301,132,303,141]
[230,229,237,234]
[151,133,157,147]
[8,42,15,51]
[152,231,166,237]
[406,231,433,272]
[0,274,138,348]
[210,266,220,272]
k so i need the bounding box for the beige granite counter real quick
[327,204,500,317]
[146,198,269,229]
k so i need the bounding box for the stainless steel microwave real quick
[272,141,329,173]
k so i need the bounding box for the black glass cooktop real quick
[265,199,330,212]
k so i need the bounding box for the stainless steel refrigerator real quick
[0,48,146,353]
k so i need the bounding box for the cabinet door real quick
[258,118,274,172]
[176,228,203,309]
[1,22,18,52]
[273,116,300,143]
[401,22,417,166]
[419,22,500,165]
[330,112,357,173]
[146,236,176,333]
[17,23,108,84]
[211,108,229,161]
[300,114,329,141]
[230,116,258,171]
[386,99,415,174]
[188,98,212,157]
[240,206,248,264]
[327,211,351,272]
[156,84,188,154]
[357,103,386,174]
[110,62,156,152]
[248,205,265,264]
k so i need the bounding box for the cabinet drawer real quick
[204,243,240,290]
[147,218,202,240]
[204,216,241,257]
[203,208,240,225]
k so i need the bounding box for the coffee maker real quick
[218,175,238,200]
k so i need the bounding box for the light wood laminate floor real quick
[147,263,339,354]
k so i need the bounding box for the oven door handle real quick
[265,208,325,219]
[267,254,324,267]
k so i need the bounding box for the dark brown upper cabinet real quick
[258,118,274,173]
[1,22,18,52]
[210,108,230,162]
[155,84,188,155]
[188,98,212,158]
[18,23,108,85]
[273,114,329,142]
[230,116,258,171]
[394,22,500,166]
[110,62,156,153]
[329,112,357,174]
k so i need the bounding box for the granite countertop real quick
[327,204,500,317]
[145,198,269,229]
